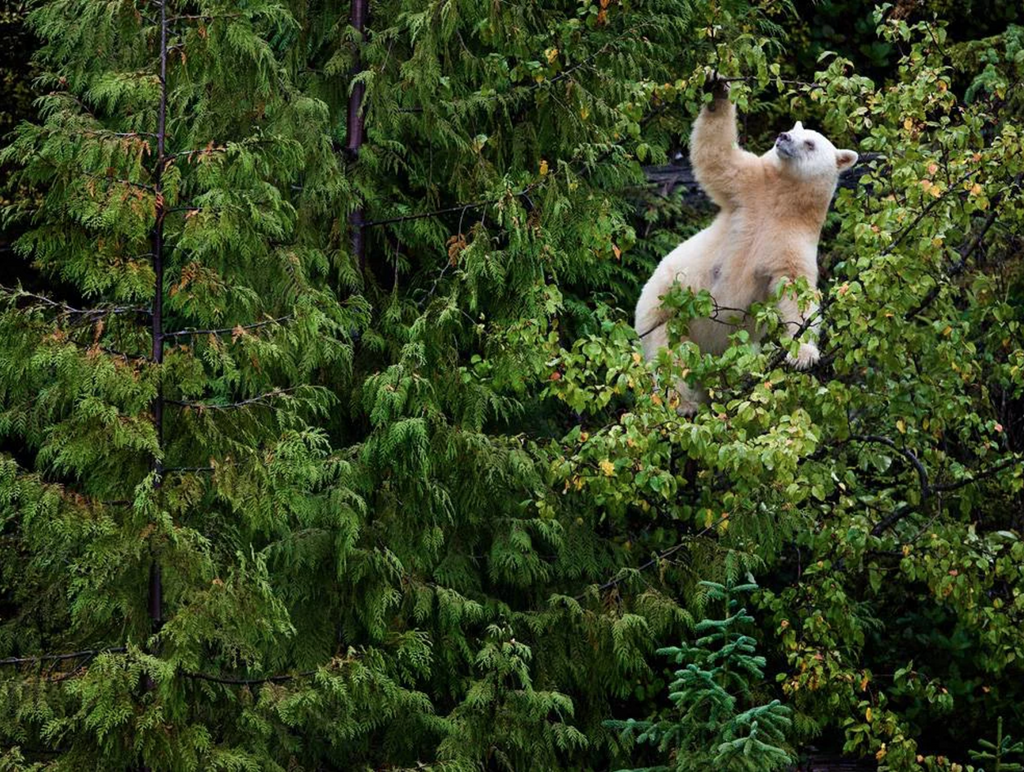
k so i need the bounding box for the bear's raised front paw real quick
[704,73,731,103]
[786,342,820,370]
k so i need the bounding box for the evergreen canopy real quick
[1,0,1023,769]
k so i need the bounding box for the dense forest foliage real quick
[1,0,1022,769]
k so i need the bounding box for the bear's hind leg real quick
[668,381,704,416]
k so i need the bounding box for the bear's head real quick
[773,121,858,182]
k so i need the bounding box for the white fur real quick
[635,93,857,413]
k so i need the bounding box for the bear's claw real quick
[786,342,820,370]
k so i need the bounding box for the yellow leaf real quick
[539,159,549,176]
[632,352,642,365]
[866,707,873,722]
[904,117,914,131]
[599,459,615,476]
[612,243,622,260]
[896,419,906,434]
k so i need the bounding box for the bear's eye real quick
[804,140,815,151]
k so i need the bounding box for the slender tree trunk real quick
[346,0,368,274]
[139,5,168,768]
[148,0,168,639]
[148,0,168,661]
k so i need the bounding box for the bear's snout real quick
[776,132,796,159]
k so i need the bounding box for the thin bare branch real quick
[362,184,540,229]
[0,647,127,667]
[852,434,930,500]
[162,315,291,339]
[181,668,315,685]
[3,287,150,319]
[906,172,1022,320]
[576,511,731,601]
[167,387,300,411]
[883,166,981,256]
[931,456,1022,495]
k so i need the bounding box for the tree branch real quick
[167,12,241,21]
[882,166,980,256]
[3,287,150,319]
[852,435,1021,536]
[82,170,156,193]
[852,434,931,501]
[162,315,291,339]
[181,668,315,685]
[0,647,127,667]
[361,185,540,229]
[906,173,1022,320]
[931,456,1022,495]
[167,387,299,411]
[575,510,731,601]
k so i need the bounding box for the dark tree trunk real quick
[347,0,369,274]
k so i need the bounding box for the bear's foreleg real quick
[772,277,821,370]
[689,80,758,209]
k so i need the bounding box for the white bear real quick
[634,79,857,413]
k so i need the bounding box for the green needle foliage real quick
[0,0,1022,769]
[970,717,1024,772]
[608,578,793,772]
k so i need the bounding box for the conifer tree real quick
[608,578,793,772]
[1,0,786,766]
[2,0,1023,768]
[0,0,387,765]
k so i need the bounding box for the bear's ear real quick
[792,120,804,131]
[835,149,858,171]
